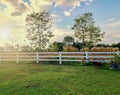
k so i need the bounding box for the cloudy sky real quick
[0,0,120,46]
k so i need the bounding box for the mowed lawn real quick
[0,62,120,95]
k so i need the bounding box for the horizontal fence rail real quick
[0,51,119,64]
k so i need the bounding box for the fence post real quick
[59,52,62,65]
[85,51,89,63]
[36,52,39,63]
[117,51,120,56]
[16,52,19,63]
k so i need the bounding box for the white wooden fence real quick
[0,51,119,64]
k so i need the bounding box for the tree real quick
[72,13,104,49]
[49,42,64,52]
[111,42,120,49]
[63,36,74,46]
[26,10,54,51]
[73,42,83,51]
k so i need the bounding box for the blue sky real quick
[50,0,120,44]
[51,0,120,27]
[0,0,120,45]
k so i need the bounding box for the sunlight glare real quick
[0,27,11,40]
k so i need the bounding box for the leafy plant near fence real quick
[114,55,120,65]
[107,53,120,70]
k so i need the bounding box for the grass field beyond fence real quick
[0,62,120,95]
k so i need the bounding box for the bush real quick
[80,47,90,52]
[63,46,78,52]
[114,55,120,65]
[109,55,120,69]
[91,47,119,52]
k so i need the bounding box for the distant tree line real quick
[0,39,119,52]
[48,36,120,52]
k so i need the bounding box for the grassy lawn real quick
[0,62,120,95]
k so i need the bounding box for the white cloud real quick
[88,0,93,2]
[100,18,120,44]
[66,25,71,29]
[63,0,93,16]
[64,11,71,16]
[29,0,53,11]
[106,18,116,22]
[30,0,53,6]
[106,20,120,27]
[101,31,120,44]
[54,0,71,7]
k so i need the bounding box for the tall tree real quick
[26,10,54,51]
[72,13,104,49]
[63,36,74,46]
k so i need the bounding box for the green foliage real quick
[63,36,74,46]
[72,13,104,48]
[49,41,64,52]
[111,42,120,49]
[114,55,120,65]
[26,10,54,51]
[72,42,82,51]
[96,42,120,50]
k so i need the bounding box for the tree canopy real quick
[72,13,104,48]
[63,36,74,46]
[26,10,54,51]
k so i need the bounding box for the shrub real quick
[63,46,78,52]
[114,55,120,65]
[109,55,120,69]
[91,47,119,52]
[80,47,89,52]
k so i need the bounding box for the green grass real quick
[0,61,120,95]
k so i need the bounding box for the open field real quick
[0,62,120,95]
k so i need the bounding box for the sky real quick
[0,0,120,46]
